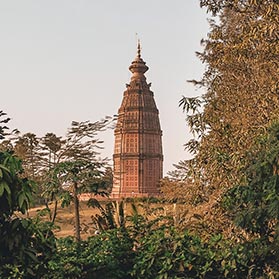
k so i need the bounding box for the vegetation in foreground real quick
[1,137,279,279]
[1,0,279,278]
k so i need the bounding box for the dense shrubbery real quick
[0,151,56,279]
[37,124,279,278]
[44,230,134,279]
[38,222,278,279]
[1,148,279,278]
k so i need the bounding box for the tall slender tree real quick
[45,118,114,241]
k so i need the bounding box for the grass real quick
[26,199,196,239]
[28,201,101,238]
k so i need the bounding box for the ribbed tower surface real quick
[111,43,163,198]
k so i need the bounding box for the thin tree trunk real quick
[51,200,58,224]
[73,181,81,241]
[45,201,52,221]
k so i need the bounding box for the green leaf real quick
[18,192,26,209]
[0,164,11,173]
[4,182,11,195]
[24,250,39,263]
[21,219,29,229]
[0,181,5,196]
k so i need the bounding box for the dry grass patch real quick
[27,201,102,238]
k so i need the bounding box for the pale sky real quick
[0,0,209,175]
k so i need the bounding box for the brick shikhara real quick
[111,42,163,198]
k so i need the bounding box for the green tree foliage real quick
[0,110,18,140]
[180,1,279,195]
[48,118,113,241]
[41,201,265,279]
[0,113,56,279]
[38,133,65,220]
[222,122,279,276]
[223,123,279,236]
[88,200,126,232]
[44,230,134,279]
[132,229,251,279]
[0,117,114,241]
[0,151,32,220]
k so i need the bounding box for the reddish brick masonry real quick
[111,42,163,198]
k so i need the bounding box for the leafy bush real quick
[0,218,56,279]
[42,206,260,279]
[132,227,252,279]
[44,229,134,279]
[0,151,56,279]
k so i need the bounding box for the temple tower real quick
[111,42,163,198]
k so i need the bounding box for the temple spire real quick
[129,40,149,79]
[137,39,141,58]
[111,44,163,198]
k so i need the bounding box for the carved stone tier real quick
[111,43,163,198]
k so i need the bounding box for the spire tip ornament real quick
[129,38,148,77]
[137,39,141,58]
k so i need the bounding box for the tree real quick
[39,133,65,221]
[46,118,114,241]
[41,133,64,167]
[160,160,204,204]
[101,166,113,194]
[3,117,114,237]
[222,122,279,276]
[0,110,13,140]
[0,110,19,152]
[181,1,279,195]
[0,151,32,220]
[0,112,56,278]
[0,113,32,218]
[14,133,41,180]
[222,122,279,236]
